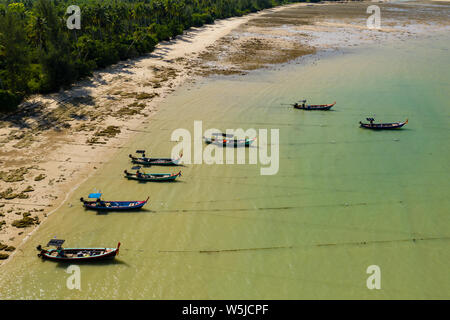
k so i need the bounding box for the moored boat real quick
[124,168,181,182]
[129,150,182,166]
[37,239,120,262]
[359,118,408,130]
[293,100,336,110]
[80,193,149,211]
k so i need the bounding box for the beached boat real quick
[203,133,256,147]
[124,168,181,182]
[360,118,408,130]
[80,193,149,211]
[36,239,120,262]
[293,100,336,110]
[129,150,182,166]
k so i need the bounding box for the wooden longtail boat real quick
[359,118,408,130]
[293,100,336,110]
[80,193,149,211]
[124,169,181,182]
[37,239,120,262]
[129,150,182,166]
[203,133,256,147]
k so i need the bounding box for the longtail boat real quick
[203,133,256,147]
[37,239,120,262]
[129,150,182,166]
[293,100,336,110]
[80,193,149,211]
[359,118,408,130]
[124,167,181,182]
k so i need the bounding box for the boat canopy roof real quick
[132,166,142,170]
[88,193,102,199]
[47,239,65,247]
[136,150,146,154]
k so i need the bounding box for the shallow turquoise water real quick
[0,33,449,299]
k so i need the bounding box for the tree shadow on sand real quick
[0,89,96,132]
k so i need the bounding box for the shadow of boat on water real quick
[136,179,183,184]
[94,208,157,215]
[54,258,129,268]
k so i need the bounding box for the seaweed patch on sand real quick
[192,1,450,75]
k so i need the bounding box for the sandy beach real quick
[1,0,449,263]
[0,1,307,263]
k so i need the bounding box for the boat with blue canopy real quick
[80,192,149,211]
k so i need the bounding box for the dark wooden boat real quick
[360,118,408,130]
[293,100,336,110]
[129,150,181,166]
[80,193,149,211]
[37,239,120,262]
[124,169,181,182]
[203,133,256,147]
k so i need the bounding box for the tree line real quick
[0,0,316,113]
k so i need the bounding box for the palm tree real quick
[27,13,48,51]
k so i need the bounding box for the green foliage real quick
[0,90,22,112]
[0,0,308,112]
[191,13,214,27]
[39,44,78,91]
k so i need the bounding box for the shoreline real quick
[0,2,311,266]
[1,0,449,267]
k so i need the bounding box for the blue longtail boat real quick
[80,193,149,211]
